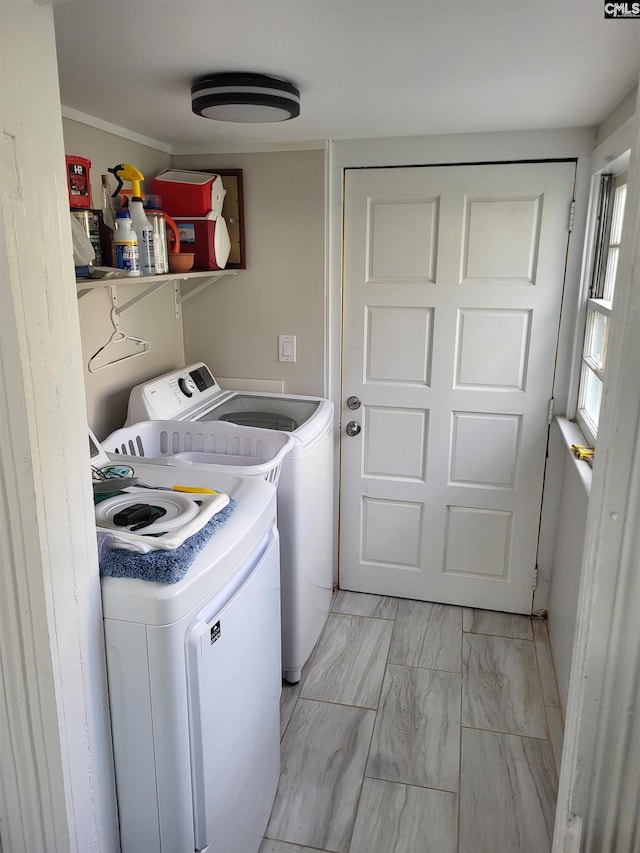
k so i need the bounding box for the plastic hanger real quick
[88,303,151,373]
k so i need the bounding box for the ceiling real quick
[52,1,640,153]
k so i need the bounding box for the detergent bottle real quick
[131,195,155,276]
[113,209,140,276]
[109,163,155,276]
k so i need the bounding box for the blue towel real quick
[99,499,236,584]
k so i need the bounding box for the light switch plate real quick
[278,334,296,363]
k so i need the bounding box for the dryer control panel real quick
[176,367,215,399]
[126,363,224,423]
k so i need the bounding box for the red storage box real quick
[151,170,225,217]
[174,213,231,271]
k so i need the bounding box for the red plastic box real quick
[151,170,225,217]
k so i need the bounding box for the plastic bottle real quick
[146,194,169,274]
[130,195,155,276]
[113,210,140,276]
[99,174,116,266]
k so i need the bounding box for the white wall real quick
[594,84,637,148]
[541,101,637,713]
[545,420,591,711]
[173,149,327,396]
[62,119,183,438]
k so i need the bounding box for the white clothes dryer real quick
[91,432,281,853]
[125,363,334,683]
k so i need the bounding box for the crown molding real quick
[172,139,328,156]
[61,106,172,154]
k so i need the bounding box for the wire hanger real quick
[88,289,151,373]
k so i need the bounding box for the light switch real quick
[278,334,296,363]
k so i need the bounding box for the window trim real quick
[589,173,614,300]
[574,173,627,448]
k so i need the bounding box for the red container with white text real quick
[65,155,92,209]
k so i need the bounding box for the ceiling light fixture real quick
[191,72,300,123]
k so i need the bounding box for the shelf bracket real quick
[174,282,181,319]
[115,279,171,315]
[177,275,221,306]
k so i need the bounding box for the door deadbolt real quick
[346,395,361,410]
[346,421,361,437]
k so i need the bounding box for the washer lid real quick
[197,394,319,428]
[100,466,277,626]
[218,409,299,432]
[195,393,334,448]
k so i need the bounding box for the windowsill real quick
[555,416,593,495]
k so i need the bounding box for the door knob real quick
[347,396,361,410]
[346,421,361,437]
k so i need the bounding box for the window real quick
[576,174,627,446]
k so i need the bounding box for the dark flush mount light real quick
[191,73,300,123]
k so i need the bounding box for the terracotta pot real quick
[167,252,195,274]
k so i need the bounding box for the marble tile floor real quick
[260,591,563,853]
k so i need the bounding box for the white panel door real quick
[340,162,575,613]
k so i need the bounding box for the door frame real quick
[0,2,119,849]
[327,131,594,602]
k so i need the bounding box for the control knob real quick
[178,377,194,397]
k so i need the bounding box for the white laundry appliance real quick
[125,363,335,683]
[91,431,281,853]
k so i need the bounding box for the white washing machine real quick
[91,432,281,853]
[125,363,334,683]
